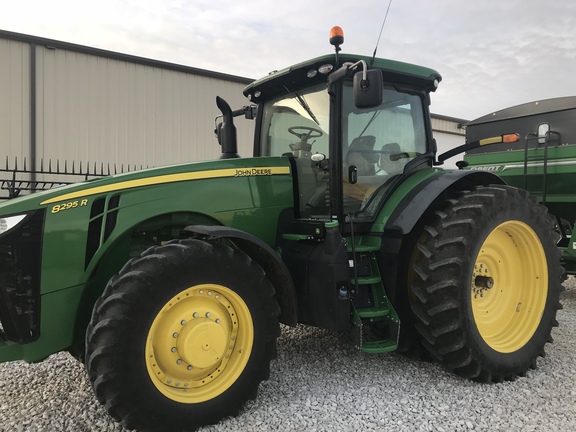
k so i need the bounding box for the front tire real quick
[410,185,562,382]
[85,239,280,431]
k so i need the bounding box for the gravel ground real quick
[1,279,576,432]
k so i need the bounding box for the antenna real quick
[371,0,393,64]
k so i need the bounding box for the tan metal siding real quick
[34,46,253,169]
[431,116,465,136]
[0,38,30,163]
[433,131,465,169]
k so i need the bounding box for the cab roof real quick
[243,54,442,104]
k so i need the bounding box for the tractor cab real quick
[241,30,441,230]
[254,77,430,222]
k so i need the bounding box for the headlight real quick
[0,214,27,235]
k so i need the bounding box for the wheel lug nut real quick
[216,319,221,324]
[172,332,178,338]
[187,365,193,371]
[206,312,211,318]
[171,347,177,352]
[177,359,182,365]
[208,291,212,296]
[199,290,204,294]
[193,312,198,318]
[181,320,186,325]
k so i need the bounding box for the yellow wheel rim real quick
[145,284,253,403]
[471,221,548,353]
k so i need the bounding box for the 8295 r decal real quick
[51,199,88,214]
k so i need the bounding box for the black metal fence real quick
[0,157,147,200]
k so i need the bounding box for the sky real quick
[2,0,575,121]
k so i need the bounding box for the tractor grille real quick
[0,210,44,343]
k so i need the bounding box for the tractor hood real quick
[0,157,293,217]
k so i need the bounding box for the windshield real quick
[259,83,330,157]
[259,84,331,216]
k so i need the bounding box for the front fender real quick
[184,225,298,326]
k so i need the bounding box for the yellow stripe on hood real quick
[40,166,291,205]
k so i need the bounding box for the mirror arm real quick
[350,60,368,83]
[328,60,368,85]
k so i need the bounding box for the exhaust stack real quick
[216,96,240,159]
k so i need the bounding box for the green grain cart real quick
[464,96,576,274]
[0,28,563,432]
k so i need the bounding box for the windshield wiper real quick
[283,85,320,125]
[358,109,382,137]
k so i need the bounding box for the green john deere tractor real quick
[0,28,563,432]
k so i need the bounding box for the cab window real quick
[259,84,330,216]
[259,84,329,158]
[342,83,427,217]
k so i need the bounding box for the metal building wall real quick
[0,30,254,176]
[431,114,466,137]
[0,37,30,164]
[430,113,467,168]
[35,46,254,168]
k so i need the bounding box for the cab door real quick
[256,83,351,330]
[340,82,430,222]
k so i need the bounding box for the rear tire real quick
[85,239,280,431]
[410,185,562,382]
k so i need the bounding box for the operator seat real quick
[345,136,378,176]
[380,142,409,176]
[343,136,379,209]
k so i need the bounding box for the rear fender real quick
[379,170,506,305]
[387,170,506,236]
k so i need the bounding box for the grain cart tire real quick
[85,239,280,432]
[410,185,562,382]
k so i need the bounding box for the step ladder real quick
[348,237,399,354]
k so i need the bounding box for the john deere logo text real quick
[235,168,273,177]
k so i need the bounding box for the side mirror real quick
[354,68,383,109]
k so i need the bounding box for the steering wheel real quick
[288,126,323,143]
